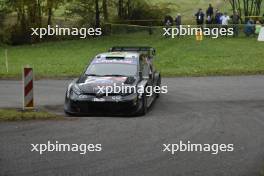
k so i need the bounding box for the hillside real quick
[149,0,228,15]
[1,32,263,78]
[145,0,229,23]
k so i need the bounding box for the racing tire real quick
[138,93,148,116]
[156,76,161,98]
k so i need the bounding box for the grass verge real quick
[0,109,62,121]
[0,32,264,78]
[261,167,264,176]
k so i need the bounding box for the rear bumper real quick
[64,94,141,116]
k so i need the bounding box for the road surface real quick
[0,76,264,176]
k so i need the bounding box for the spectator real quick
[231,10,240,37]
[220,13,230,36]
[206,5,213,25]
[255,21,262,35]
[244,18,255,37]
[206,4,214,26]
[206,4,214,18]
[195,8,205,27]
[174,13,182,37]
[220,12,230,26]
[164,15,173,37]
[206,15,213,25]
[164,15,173,26]
[175,13,182,27]
[215,9,222,25]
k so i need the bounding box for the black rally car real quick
[64,46,161,116]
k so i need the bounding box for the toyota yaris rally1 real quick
[64,47,161,116]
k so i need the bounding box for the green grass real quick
[148,0,229,19]
[0,32,264,78]
[0,109,61,121]
[148,0,264,23]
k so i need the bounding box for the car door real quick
[142,56,155,100]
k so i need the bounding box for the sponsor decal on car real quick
[84,77,127,85]
[92,59,137,65]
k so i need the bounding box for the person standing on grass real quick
[175,13,182,27]
[206,4,214,26]
[244,18,255,37]
[195,8,205,28]
[206,15,213,25]
[164,15,173,26]
[231,10,241,37]
[164,15,173,37]
[215,9,222,25]
[255,21,262,35]
[220,13,230,30]
[175,13,182,36]
[206,4,214,19]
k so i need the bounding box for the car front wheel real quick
[138,93,148,116]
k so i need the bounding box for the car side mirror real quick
[149,73,153,79]
[139,71,143,79]
[152,49,156,56]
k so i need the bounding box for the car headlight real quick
[68,84,82,100]
[72,84,81,95]
[70,90,79,99]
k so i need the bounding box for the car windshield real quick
[85,63,137,76]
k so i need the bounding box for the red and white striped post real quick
[23,67,34,110]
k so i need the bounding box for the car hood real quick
[76,76,136,93]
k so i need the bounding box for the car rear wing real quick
[109,46,156,57]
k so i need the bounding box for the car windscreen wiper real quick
[102,74,127,77]
[85,74,103,77]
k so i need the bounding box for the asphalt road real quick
[0,76,264,176]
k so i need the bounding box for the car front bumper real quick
[64,93,142,116]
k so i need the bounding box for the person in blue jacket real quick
[244,18,255,37]
[215,9,222,25]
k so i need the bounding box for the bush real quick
[2,25,32,45]
[0,4,8,42]
[117,0,172,26]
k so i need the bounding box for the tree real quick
[228,0,263,22]
[46,0,64,25]
[0,0,10,27]
[5,0,43,28]
[126,0,131,18]
[66,0,100,27]
[47,0,53,25]
[102,0,108,22]
[118,0,123,18]
[95,0,100,27]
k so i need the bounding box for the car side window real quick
[140,56,150,77]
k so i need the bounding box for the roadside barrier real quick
[23,67,34,109]
[258,27,264,41]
